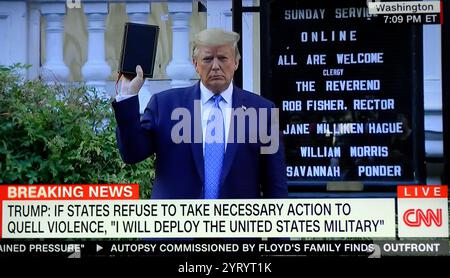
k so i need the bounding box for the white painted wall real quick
[0,1,28,76]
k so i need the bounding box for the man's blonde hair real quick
[192,28,241,61]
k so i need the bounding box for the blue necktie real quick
[204,95,225,199]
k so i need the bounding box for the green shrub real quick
[0,64,154,199]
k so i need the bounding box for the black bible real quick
[119,22,159,78]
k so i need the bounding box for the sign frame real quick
[260,0,426,190]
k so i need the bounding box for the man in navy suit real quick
[113,28,287,199]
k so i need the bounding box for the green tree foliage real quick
[0,65,154,199]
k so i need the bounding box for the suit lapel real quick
[188,83,205,185]
[220,85,245,186]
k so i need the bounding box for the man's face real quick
[193,44,239,94]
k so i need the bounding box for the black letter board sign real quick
[260,0,425,190]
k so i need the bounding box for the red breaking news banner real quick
[0,184,139,239]
[0,184,139,200]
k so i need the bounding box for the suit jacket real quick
[112,82,287,199]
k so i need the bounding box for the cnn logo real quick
[403,209,442,227]
[397,185,448,238]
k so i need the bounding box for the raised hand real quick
[119,65,145,95]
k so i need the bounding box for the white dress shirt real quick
[200,82,233,152]
[115,94,135,102]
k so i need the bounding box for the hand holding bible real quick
[119,65,145,95]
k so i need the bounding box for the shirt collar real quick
[200,81,233,105]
